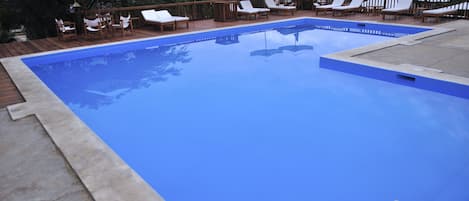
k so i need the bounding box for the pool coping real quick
[321,20,469,87]
[0,17,463,201]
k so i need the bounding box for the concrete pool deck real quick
[1,17,469,201]
[0,108,93,201]
[357,20,469,78]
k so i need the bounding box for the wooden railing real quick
[316,0,469,18]
[81,0,469,22]
[83,1,214,20]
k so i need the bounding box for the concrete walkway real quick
[0,109,93,201]
[357,20,469,78]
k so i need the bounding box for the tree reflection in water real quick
[32,45,191,109]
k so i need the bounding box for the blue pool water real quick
[24,19,469,201]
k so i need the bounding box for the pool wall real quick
[319,23,469,99]
[0,17,465,201]
[320,57,469,99]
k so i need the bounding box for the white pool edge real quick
[321,21,469,86]
[0,17,466,201]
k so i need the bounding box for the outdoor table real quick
[213,0,238,22]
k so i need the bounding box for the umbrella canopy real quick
[275,24,316,36]
[250,31,284,57]
[250,49,283,57]
[278,45,314,52]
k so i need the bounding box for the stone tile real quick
[357,20,469,79]
[0,109,93,201]
[431,53,469,77]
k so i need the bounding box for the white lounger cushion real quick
[382,0,413,12]
[314,0,345,9]
[238,8,259,14]
[55,19,76,32]
[141,9,175,23]
[83,18,104,31]
[333,0,364,10]
[240,1,271,12]
[156,10,189,22]
[422,2,468,14]
[265,0,296,9]
[63,27,76,31]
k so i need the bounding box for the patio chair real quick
[141,9,176,31]
[83,17,105,38]
[264,0,296,15]
[238,0,270,20]
[313,0,346,15]
[332,0,365,16]
[156,10,189,29]
[381,0,414,20]
[111,14,133,36]
[55,18,77,40]
[422,2,468,22]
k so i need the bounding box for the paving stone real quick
[357,20,469,78]
[0,109,93,201]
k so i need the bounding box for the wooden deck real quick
[0,11,440,58]
[0,10,445,108]
[0,63,24,108]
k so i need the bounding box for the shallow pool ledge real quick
[1,56,165,201]
[320,26,469,99]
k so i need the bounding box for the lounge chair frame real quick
[238,1,270,20]
[332,0,365,16]
[314,0,346,16]
[111,15,134,37]
[332,6,363,16]
[143,19,175,31]
[381,0,414,20]
[55,19,77,41]
[141,10,176,31]
[269,7,296,15]
[264,0,296,15]
[422,9,458,22]
[83,17,105,39]
[421,2,468,22]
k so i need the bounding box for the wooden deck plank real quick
[44,37,68,49]
[0,63,24,108]
[4,43,22,56]
[15,42,35,55]
[28,40,49,52]
[22,42,41,53]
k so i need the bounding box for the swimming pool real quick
[23,18,469,201]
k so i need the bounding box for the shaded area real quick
[0,109,93,201]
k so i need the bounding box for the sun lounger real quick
[141,9,189,31]
[238,0,270,19]
[381,0,413,20]
[332,0,365,16]
[141,9,175,31]
[264,0,296,15]
[313,0,346,15]
[422,2,468,22]
[156,10,189,29]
